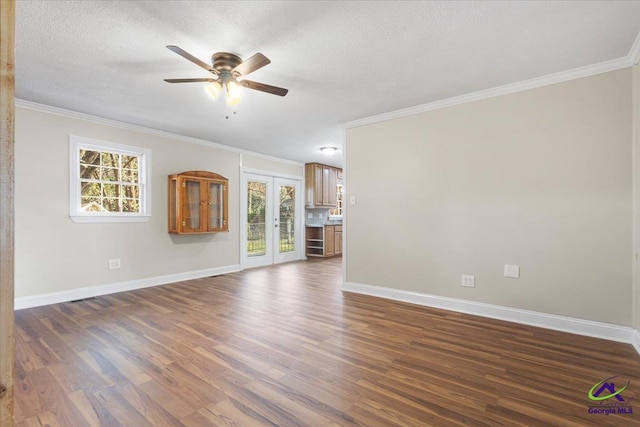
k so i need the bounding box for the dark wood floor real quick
[13,257,640,426]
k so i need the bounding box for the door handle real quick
[0,383,6,398]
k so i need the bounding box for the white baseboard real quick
[15,264,241,310]
[632,329,640,355]
[342,282,636,345]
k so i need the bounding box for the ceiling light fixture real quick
[204,76,243,105]
[204,81,222,99]
[165,47,288,109]
[321,147,337,156]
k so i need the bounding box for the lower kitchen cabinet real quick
[305,225,342,257]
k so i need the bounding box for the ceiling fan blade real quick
[166,45,217,74]
[239,80,288,96]
[164,78,217,83]
[232,53,270,77]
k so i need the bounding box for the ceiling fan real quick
[164,45,288,103]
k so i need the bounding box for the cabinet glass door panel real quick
[278,184,295,254]
[208,182,224,231]
[183,179,201,231]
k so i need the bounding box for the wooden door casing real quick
[0,0,15,425]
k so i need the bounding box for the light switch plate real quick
[504,265,520,278]
[350,195,356,206]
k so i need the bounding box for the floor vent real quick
[69,297,97,303]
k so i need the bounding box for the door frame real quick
[0,0,15,424]
[240,168,304,270]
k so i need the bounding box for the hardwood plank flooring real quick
[14,258,640,426]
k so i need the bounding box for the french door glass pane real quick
[279,185,295,253]
[247,181,267,257]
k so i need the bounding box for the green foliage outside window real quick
[79,149,141,213]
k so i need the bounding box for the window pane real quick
[122,184,139,199]
[80,165,100,180]
[72,137,151,221]
[80,150,100,165]
[121,169,139,183]
[121,155,139,170]
[102,183,120,198]
[279,185,295,253]
[101,167,120,182]
[80,181,101,197]
[101,152,119,167]
[122,199,140,213]
[102,198,121,212]
[81,197,103,212]
[247,181,267,257]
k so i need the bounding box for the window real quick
[330,184,343,218]
[69,135,151,223]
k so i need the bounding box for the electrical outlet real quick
[109,258,121,270]
[461,275,475,288]
[308,212,313,218]
[504,265,520,278]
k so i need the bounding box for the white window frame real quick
[69,135,152,223]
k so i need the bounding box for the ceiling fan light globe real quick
[205,81,222,99]
[226,81,242,100]
[321,147,337,156]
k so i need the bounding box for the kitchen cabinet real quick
[325,225,335,256]
[305,225,342,257]
[305,163,338,208]
[334,225,342,255]
[168,171,228,234]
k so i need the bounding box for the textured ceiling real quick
[15,1,640,167]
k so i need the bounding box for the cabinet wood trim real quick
[168,171,229,234]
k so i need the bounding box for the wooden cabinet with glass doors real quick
[168,171,229,234]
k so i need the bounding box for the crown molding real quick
[341,47,639,130]
[629,30,640,66]
[14,99,304,166]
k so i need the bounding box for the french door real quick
[242,172,301,269]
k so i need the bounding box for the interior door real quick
[243,173,301,269]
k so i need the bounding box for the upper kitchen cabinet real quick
[168,171,229,234]
[305,163,341,208]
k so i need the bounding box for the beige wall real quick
[14,107,293,299]
[242,154,303,177]
[635,62,640,329]
[346,69,633,325]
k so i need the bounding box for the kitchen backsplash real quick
[306,208,342,226]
